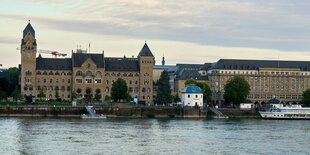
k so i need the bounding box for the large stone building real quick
[169,59,310,105]
[20,23,154,104]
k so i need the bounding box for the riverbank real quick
[0,106,261,118]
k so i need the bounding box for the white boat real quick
[259,105,310,120]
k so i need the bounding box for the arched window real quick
[61,72,65,76]
[36,71,41,75]
[67,72,72,76]
[148,88,151,92]
[129,73,133,77]
[96,89,101,94]
[105,87,109,92]
[67,86,71,91]
[135,87,139,92]
[117,73,121,77]
[86,71,92,76]
[25,70,32,76]
[96,71,102,77]
[111,73,116,76]
[134,73,139,77]
[105,73,110,77]
[76,71,82,76]
[129,87,133,92]
[55,86,59,91]
[123,73,127,77]
[61,86,65,92]
[43,71,47,75]
[55,72,60,75]
[144,73,149,77]
[77,89,82,94]
[142,88,146,92]
[49,71,54,75]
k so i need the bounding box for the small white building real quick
[268,98,284,109]
[240,100,254,109]
[182,84,203,107]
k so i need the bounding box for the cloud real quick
[2,0,310,52]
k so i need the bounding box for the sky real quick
[1,0,310,68]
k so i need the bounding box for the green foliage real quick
[37,88,45,101]
[184,79,212,103]
[146,113,155,118]
[111,78,130,102]
[0,77,10,99]
[55,90,61,102]
[301,89,310,107]
[11,86,22,101]
[4,67,19,95]
[71,91,77,101]
[104,95,111,101]
[173,94,181,103]
[224,76,250,106]
[168,113,175,118]
[184,79,197,86]
[95,92,101,102]
[155,70,172,104]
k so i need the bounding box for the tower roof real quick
[182,84,202,93]
[138,43,154,57]
[23,22,35,38]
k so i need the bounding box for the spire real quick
[23,22,35,38]
[138,43,154,57]
[162,54,165,66]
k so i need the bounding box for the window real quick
[135,81,138,85]
[77,89,82,94]
[96,71,102,77]
[37,79,40,83]
[95,79,101,84]
[86,78,92,83]
[55,72,60,75]
[49,86,53,91]
[61,86,65,92]
[61,72,65,76]
[55,86,59,91]
[68,79,70,83]
[50,79,53,83]
[86,71,92,76]
[195,95,198,98]
[105,87,109,92]
[106,80,109,84]
[56,79,59,83]
[142,88,146,92]
[188,95,190,98]
[25,70,32,76]
[67,86,71,91]
[76,79,82,83]
[76,71,82,76]
[43,71,47,75]
[36,71,41,75]
[62,79,65,83]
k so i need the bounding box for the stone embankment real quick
[0,106,260,118]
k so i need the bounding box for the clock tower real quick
[20,21,37,98]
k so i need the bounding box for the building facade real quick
[181,85,203,107]
[20,23,154,105]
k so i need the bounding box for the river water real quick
[0,118,309,155]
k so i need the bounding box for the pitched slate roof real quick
[138,43,154,57]
[23,23,35,38]
[105,58,139,71]
[72,53,104,68]
[212,59,310,71]
[36,55,72,70]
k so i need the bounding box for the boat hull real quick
[259,111,310,120]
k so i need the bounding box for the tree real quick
[155,70,172,104]
[4,67,19,96]
[224,76,250,107]
[173,94,181,103]
[301,89,310,107]
[184,79,212,103]
[55,90,61,102]
[95,92,101,102]
[104,95,111,102]
[37,88,45,101]
[71,91,77,101]
[11,86,22,101]
[111,78,130,102]
[0,77,10,100]
[184,79,197,86]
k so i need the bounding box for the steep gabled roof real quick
[138,43,154,57]
[105,57,139,71]
[72,53,104,68]
[36,56,72,70]
[23,23,35,38]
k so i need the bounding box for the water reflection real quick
[0,118,310,154]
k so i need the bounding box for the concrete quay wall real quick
[0,106,208,118]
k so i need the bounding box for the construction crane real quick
[16,47,67,58]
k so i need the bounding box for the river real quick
[0,118,309,155]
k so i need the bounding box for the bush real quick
[146,113,155,118]
[168,113,175,118]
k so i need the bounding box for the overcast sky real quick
[1,0,310,68]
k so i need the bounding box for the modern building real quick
[181,84,203,107]
[20,22,154,105]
